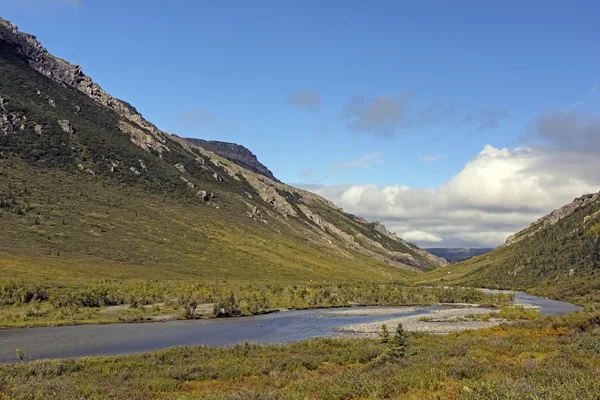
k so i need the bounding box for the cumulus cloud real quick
[303,144,600,247]
[286,90,320,112]
[332,152,384,171]
[402,231,443,243]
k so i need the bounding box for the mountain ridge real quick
[0,15,446,286]
[421,191,600,303]
[184,137,279,182]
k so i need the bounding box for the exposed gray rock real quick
[0,17,169,153]
[1,113,13,135]
[185,138,279,182]
[196,190,215,201]
[119,121,168,154]
[181,176,195,189]
[174,163,186,173]
[213,172,224,182]
[57,119,73,134]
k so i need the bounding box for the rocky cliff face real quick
[502,193,600,247]
[185,138,279,182]
[0,17,169,154]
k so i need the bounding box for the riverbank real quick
[0,282,512,329]
[336,306,501,336]
[1,311,599,399]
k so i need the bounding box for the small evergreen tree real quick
[379,323,391,344]
[390,322,408,358]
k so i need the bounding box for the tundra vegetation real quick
[1,311,599,399]
[0,280,511,328]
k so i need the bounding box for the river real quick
[0,291,581,363]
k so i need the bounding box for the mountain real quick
[425,248,493,263]
[0,17,446,286]
[422,193,600,304]
[184,138,279,182]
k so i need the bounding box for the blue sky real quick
[2,0,600,246]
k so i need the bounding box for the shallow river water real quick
[0,291,581,363]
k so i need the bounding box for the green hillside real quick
[420,194,600,304]
[0,18,448,292]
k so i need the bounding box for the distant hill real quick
[425,248,493,263]
[421,193,600,304]
[0,17,446,286]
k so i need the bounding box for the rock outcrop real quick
[185,138,279,182]
[0,17,169,152]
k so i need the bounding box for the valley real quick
[0,11,599,400]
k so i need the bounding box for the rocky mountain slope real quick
[0,17,445,286]
[421,193,600,304]
[184,138,279,182]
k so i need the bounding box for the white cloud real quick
[332,152,383,171]
[402,231,443,243]
[305,144,600,248]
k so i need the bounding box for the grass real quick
[0,311,598,399]
[0,159,415,286]
[465,306,541,322]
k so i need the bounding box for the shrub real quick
[213,293,242,318]
[182,299,198,319]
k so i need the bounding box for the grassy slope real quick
[0,159,411,285]
[419,197,600,304]
[0,37,422,286]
